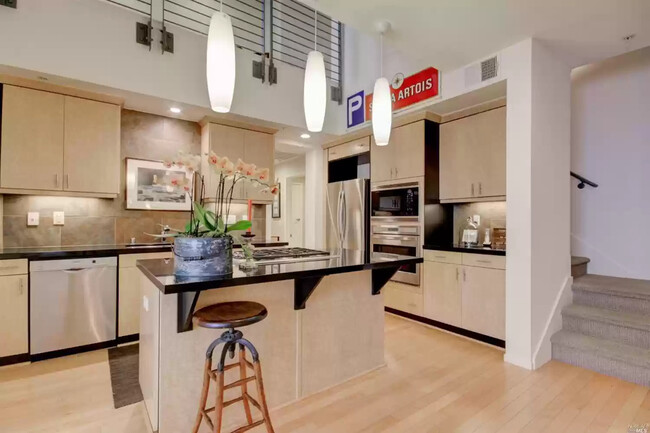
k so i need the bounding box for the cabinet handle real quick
[390,167,394,178]
[18,278,24,295]
[456,268,459,281]
[435,255,447,259]
[395,167,398,177]
[479,182,483,195]
[462,268,466,281]
[55,174,59,188]
[476,259,492,264]
[471,183,475,196]
[65,174,69,189]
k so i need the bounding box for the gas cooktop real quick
[234,247,330,261]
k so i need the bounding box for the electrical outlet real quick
[53,211,65,225]
[27,212,39,226]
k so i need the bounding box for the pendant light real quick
[303,6,327,132]
[206,0,236,113]
[372,21,392,146]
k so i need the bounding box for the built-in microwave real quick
[371,181,420,219]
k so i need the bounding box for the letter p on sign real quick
[347,90,365,128]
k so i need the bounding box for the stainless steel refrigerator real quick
[326,179,369,250]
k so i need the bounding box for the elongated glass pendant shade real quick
[372,77,392,146]
[206,11,236,113]
[303,50,327,132]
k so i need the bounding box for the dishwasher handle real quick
[62,268,91,273]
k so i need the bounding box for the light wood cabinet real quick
[384,281,422,316]
[420,251,505,340]
[0,261,28,359]
[1,85,64,191]
[423,261,462,327]
[460,265,505,340]
[371,121,425,182]
[63,96,120,194]
[0,85,121,197]
[118,252,172,338]
[439,106,506,202]
[201,123,275,203]
[328,137,370,161]
[243,130,275,201]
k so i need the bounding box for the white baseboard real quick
[532,275,573,369]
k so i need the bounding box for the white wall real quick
[303,149,325,249]
[570,46,650,280]
[0,0,343,132]
[270,156,306,242]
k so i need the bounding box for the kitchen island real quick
[136,249,422,432]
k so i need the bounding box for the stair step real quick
[562,304,650,348]
[551,330,650,387]
[572,274,650,315]
[571,256,590,278]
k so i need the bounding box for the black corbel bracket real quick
[178,291,201,333]
[371,266,401,295]
[294,275,324,310]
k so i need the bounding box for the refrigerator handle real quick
[337,189,345,245]
[341,190,347,244]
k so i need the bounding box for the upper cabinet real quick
[439,106,506,202]
[371,120,425,182]
[0,85,121,197]
[328,137,369,162]
[201,122,275,203]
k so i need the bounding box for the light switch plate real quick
[27,212,39,226]
[53,211,65,225]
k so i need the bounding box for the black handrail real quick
[570,172,598,189]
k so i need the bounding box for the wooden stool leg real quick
[252,360,275,433]
[213,370,225,433]
[238,345,254,425]
[192,358,212,433]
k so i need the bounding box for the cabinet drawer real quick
[328,137,370,161]
[424,250,462,265]
[462,253,505,269]
[385,282,423,316]
[0,259,28,276]
[119,252,172,268]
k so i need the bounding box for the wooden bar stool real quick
[191,301,274,433]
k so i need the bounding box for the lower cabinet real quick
[384,281,423,316]
[421,251,505,340]
[119,252,172,338]
[0,260,29,359]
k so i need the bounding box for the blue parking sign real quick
[347,90,365,128]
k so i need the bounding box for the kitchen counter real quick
[423,244,506,256]
[137,248,419,432]
[137,249,423,295]
[0,240,289,260]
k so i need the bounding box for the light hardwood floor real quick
[0,314,647,433]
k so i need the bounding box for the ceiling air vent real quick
[481,56,498,81]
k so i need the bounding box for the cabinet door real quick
[393,121,425,179]
[461,266,505,339]
[439,115,478,200]
[474,107,506,198]
[423,261,461,327]
[370,135,394,182]
[208,123,245,200]
[1,85,64,191]
[0,274,28,357]
[118,267,139,337]
[63,96,120,194]
[243,130,275,201]
[384,281,422,316]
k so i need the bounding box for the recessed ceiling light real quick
[170,107,182,114]
[300,133,311,139]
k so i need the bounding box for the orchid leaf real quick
[225,220,252,233]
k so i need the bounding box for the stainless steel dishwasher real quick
[30,257,117,356]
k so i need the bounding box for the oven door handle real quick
[372,237,420,248]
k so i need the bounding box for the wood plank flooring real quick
[0,314,647,433]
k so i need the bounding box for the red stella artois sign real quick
[364,67,440,120]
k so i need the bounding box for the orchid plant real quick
[155,150,278,239]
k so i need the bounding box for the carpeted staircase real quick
[551,260,650,387]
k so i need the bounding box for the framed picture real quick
[272,183,281,218]
[126,158,192,211]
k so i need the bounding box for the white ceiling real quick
[317,0,650,71]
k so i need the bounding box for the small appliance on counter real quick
[483,228,492,247]
[492,228,507,250]
[460,216,479,247]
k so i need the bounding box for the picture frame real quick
[125,158,192,211]
[272,182,281,218]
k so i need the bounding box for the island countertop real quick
[137,249,423,294]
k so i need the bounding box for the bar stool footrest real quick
[224,376,256,390]
[231,419,265,433]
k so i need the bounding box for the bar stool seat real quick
[194,301,268,329]
[191,301,274,433]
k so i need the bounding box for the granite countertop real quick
[423,244,506,256]
[0,240,289,260]
[137,249,424,294]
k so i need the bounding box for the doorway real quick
[286,176,305,247]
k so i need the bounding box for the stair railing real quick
[570,172,598,189]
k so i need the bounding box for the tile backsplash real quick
[453,201,506,245]
[1,109,267,248]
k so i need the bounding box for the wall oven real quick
[371,224,421,285]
